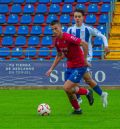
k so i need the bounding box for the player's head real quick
[50,20,62,37]
[74,8,85,26]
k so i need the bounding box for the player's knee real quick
[85,78,93,85]
[63,86,71,93]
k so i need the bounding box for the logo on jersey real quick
[70,36,77,41]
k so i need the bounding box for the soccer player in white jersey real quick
[67,9,110,108]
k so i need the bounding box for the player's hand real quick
[45,69,53,77]
[104,47,110,55]
[84,60,91,67]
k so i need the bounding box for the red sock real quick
[76,87,88,95]
[70,99,80,110]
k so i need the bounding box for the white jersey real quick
[67,23,108,61]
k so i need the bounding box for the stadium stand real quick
[0,0,117,60]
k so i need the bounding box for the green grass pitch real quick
[0,89,119,129]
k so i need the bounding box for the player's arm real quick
[46,52,64,77]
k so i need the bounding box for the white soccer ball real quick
[37,103,51,116]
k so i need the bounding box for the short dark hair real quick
[74,8,85,16]
[50,20,61,26]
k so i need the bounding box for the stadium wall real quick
[0,60,119,86]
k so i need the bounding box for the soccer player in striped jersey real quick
[67,9,110,108]
[46,20,94,114]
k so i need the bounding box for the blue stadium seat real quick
[51,48,57,56]
[77,0,88,2]
[38,0,50,3]
[101,0,111,2]
[85,14,96,24]
[20,14,32,24]
[0,14,6,24]
[10,58,19,60]
[88,4,98,13]
[10,4,22,14]
[0,26,2,34]
[101,4,110,12]
[2,36,13,46]
[31,26,42,35]
[49,4,60,13]
[97,25,106,34]
[0,4,8,13]
[93,47,102,56]
[0,47,10,57]
[51,0,62,3]
[89,0,100,2]
[0,58,5,60]
[41,36,52,46]
[39,47,50,57]
[72,19,75,24]
[12,47,23,57]
[62,26,68,32]
[99,14,108,23]
[62,4,73,13]
[94,37,103,46]
[15,36,26,46]
[76,4,86,10]
[24,4,34,14]
[46,14,58,24]
[18,26,29,35]
[44,26,53,35]
[26,0,37,3]
[64,0,75,3]
[23,57,32,60]
[8,14,18,24]
[13,0,24,3]
[0,0,12,3]
[37,58,45,61]
[25,47,36,57]
[28,36,40,46]
[36,4,47,13]
[60,14,70,24]
[34,14,44,24]
[4,26,16,35]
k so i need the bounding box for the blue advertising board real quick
[0,60,119,86]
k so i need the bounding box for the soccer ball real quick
[37,103,51,116]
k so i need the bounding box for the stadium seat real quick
[0,4,8,13]
[101,4,110,13]
[0,26,2,34]
[0,58,5,60]
[76,4,86,10]
[31,26,42,35]
[49,4,60,13]
[85,14,96,24]
[10,4,22,14]
[38,0,50,3]
[101,0,111,2]
[4,26,16,35]
[88,4,98,13]
[62,4,73,13]
[10,58,19,60]
[13,0,24,4]
[23,4,34,14]
[25,47,36,57]
[36,4,47,13]
[34,14,44,24]
[23,57,32,60]
[94,37,103,46]
[26,0,37,3]
[28,36,40,46]
[37,58,45,61]
[89,0,100,2]
[62,26,68,32]
[97,25,106,34]
[0,47,10,57]
[99,14,108,23]
[51,48,57,56]
[60,14,70,24]
[15,36,26,46]
[8,14,18,24]
[18,26,29,35]
[20,14,32,24]
[77,0,88,3]
[46,14,58,24]
[41,36,52,46]
[2,36,13,46]
[44,26,53,35]
[72,19,75,24]
[0,14,6,24]
[12,47,23,57]
[39,47,50,57]
[93,47,102,56]
[0,0,12,3]
[51,0,62,3]
[64,0,75,3]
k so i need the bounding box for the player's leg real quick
[83,72,108,107]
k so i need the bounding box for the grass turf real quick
[0,89,119,129]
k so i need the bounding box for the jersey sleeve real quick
[63,33,82,45]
